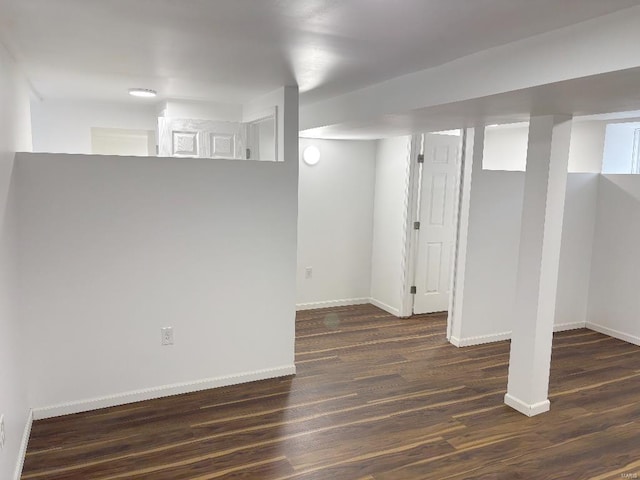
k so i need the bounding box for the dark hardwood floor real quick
[22,304,640,479]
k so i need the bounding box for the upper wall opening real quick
[601,121,640,174]
[481,120,608,174]
[30,98,280,162]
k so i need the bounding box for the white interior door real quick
[158,118,245,159]
[413,133,460,314]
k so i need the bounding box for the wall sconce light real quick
[302,145,321,166]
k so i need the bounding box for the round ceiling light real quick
[128,88,157,98]
[302,145,320,166]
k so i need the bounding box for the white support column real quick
[505,115,572,417]
[449,126,484,345]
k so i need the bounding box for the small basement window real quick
[602,122,640,174]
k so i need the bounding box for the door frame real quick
[399,131,467,341]
[399,134,423,318]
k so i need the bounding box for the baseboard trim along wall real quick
[369,298,401,316]
[14,409,33,480]
[554,322,587,332]
[296,298,370,311]
[32,365,296,420]
[450,322,588,347]
[450,331,512,347]
[504,393,550,417]
[586,322,640,346]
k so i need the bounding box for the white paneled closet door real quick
[413,133,460,314]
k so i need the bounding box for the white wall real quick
[297,139,376,309]
[602,122,640,173]
[555,173,600,328]
[162,99,242,122]
[483,125,529,171]
[0,44,32,480]
[587,175,640,344]
[569,121,607,173]
[456,172,599,343]
[16,87,299,417]
[31,100,157,154]
[370,136,412,315]
[456,170,525,341]
[17,152,298,416]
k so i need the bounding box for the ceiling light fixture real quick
[128,88,157,98]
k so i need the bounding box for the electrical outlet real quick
[161,327,174,346]
[305,267,313,279]
[0,414,5,450]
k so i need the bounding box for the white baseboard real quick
[369,298,400,316]
[451,322,588,347]
[14,409,33,480]
[32,365,296,420]
[296,298,370,311]
[586,322,640,346]
[554,322,586,332]
[450,331,512,347]
[504,393,550,417]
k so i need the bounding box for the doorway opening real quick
[402,131,464,338]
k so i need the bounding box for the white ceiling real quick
[2,0,640,106]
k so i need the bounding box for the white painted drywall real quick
[587,175,640,344]
[162,99,243,122]
[456,172,599,342]
[556,174,599,329]
[483,125,529,171]
[17,152,298,412]
[601,122,640,174]
[457,170,525,340]
[370,136,411,315]
[568,121,607,173]
[297,138,376,309]
[0,43,32,480]
[17,87,299,414]
[31,100,157,154]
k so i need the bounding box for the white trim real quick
[450,322,587,347]
[586,322,640,346]
[14,409,33,480]
[296,298,370,311]
[369,298,401,317]
[399,135,422,318]
[447,130,467,340]
[32,365,296,420]
[554,322,586,332]
[504,393,550,417]
[631,128,640,174]
[450,331,512,347]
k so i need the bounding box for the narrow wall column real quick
[505,115,572,416]
[449,126,484,344]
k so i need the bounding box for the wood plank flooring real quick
[22,304,640,479]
